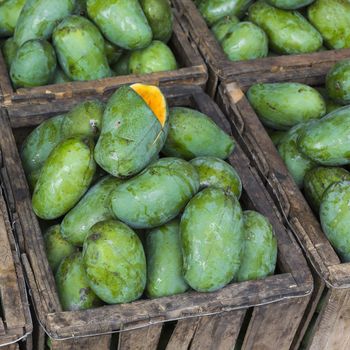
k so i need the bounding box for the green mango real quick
[86,0,152,50]
[162,107,235,159]
[146,219,189,298]
[104,40,123,66]
[43,225,76,273]
[52,68,71,84]
[190,156,242,198]
[267,129,287,146]
[83,219,146,304]
[221,21,268,61]
[2,37,18,68]
[14,0,75,46]
[111,157,199,229]
[0,0,26,37]
[326,60,350,105]
[247,83,326,130]
[56,252,102,311]
[320,181,350,261]
[248,0,323,54]
[129,41,177,74]
[236,210,277,282]
[181,187,243,292]
[304,166,350,213]
[94,85,169,178]
[308,0,350,49]
[316,87,343,114]
[140,0,173,43]
[74,0,87,15]
[266,0,314,9]
[298,106,350,166]
[10,39,57,88]
[32,137,96,220]
[61,176,122,246]
[53,16,111,81]
[211,15,240,42]
[111,52,130,76]
[277,122,317,188]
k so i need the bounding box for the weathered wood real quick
[166,319,201,350]
[51,335,111,350]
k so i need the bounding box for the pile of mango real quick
[247,59,350,263]
[21,83,277,310]
[195,0,350,61]
[0,0,177,88]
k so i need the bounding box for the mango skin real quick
[237,211,277,282]
[320,181,350,261]
[14,0,75,46]
[61,176,122,246]
[52,68,71,84]
[146,219,189,298]
[181,187,243,292]
[32,137,96,220]
[111,157,200,229]
[211,15,240,42]
[10,39,57,88]
[267,129,287,146]
[104,41,123,66]
[53,16,111,82]
[248,0,323,54]
[56,252,102,311]
[326,60,350,105]
[316,87,342,114]
[266,0,314,10]
[129,41,177,74]
[247,83,326,130]
[308,0,350,49]
[162,107,235,160]
[190,156,242,198]
[304,166,350,213]
[112,53,130,76]
[94,86,169,178]
[0,0,26,37]
[44,225,76,273]
[83,220,146,304]
[2,37,18,69]
[86,0,152,50]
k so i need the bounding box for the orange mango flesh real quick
[131,83,167,127]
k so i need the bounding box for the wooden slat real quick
[51,335,111,350]
[166,319,201,350]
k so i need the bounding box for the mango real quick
[326,60,350,105]
[146,219,189,298]
[129,41,177,74]
[248,0,323,54]
[53,16,111,81]
[304,166,350,213]
[308,0,350,49]
[10,39,57,88]
[111,157,199,229]
[181,187,243,292]
[316,87,342,114]
[74,0,87,15]
[105,41,123,66]
[83,219,146,304]
[320,181,350,261]
[56,252,102,311]
[86,0,152,50]
[2,37,18,68]
[140,0,173,42]
[211,15,240,42]
[61,176,122,246]
[162,107,235,159]
[0,0,26,37]
[52,68,71,84]
[247,83,326,130]
[32,137,96,220]
[14,0,75,46]
[267,129,287,146]
[111,52,130,76]
[266,0,314,9]
[190,156,242,198]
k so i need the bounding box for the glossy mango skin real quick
[190,156,242,198]
[14,0,75,46]
[129,40,177,74]
[10,39,57,88]
[86,0,152,50]
[0,0,26,37]
[308,0,350,49]
[94,86,168,178]
[146,219,189,298]
[320,181,350,261]
[211,15,239,42]
[266,0,314,10]
[298,106,350,166]
[2,37,18,68]
[304,166,350,213]
[248,0,323,54]
[53,16,111,81]
[111,158,200,229]
[162,107,235,160]
[61,176,122,246]
[83,220,146,304]
[56,252,102,311]
[181,187,243,292]
[32,137,96,220]
[326,60,350,105]
[237,211,277,282]
[247,83,326,130]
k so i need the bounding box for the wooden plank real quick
[51,335,111,350]
[1,344,20,350]
[166,319,200,350]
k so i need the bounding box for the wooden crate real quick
[0,85,312,350]
[0,10,207,109]
[172,0,350,97]
[217,74,350,349]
